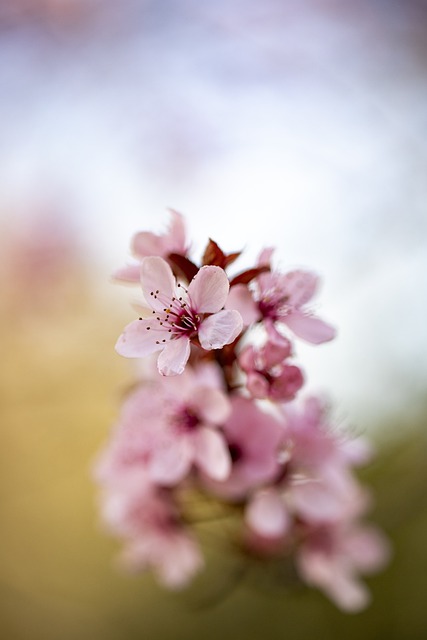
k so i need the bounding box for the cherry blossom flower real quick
[99,477,204,589]
[244,398,373,545]
[113,209,188,283]
[283,397,372,487]
[115,256,243,375]
[95,363,232,486]
[297,522,390,612]
[227,250,336,345]
[96,214,388,609]
[203,395,284,500]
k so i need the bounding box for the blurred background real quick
[0,1,426,638]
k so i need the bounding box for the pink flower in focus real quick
[297,523,390,612]
[116,256,243,375]
[114,210,188,283]
[95,363,232,485]
[203,395,284,500]
[239,338,304,401]
[99,478,204,589]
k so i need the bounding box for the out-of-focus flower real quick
[203,395,284,500]
[113,210,188,283]
[297,523,390,612]
[99,476,203,589]
[95,363,232,485]
[239,338,304,401]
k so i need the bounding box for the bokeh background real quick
[1,1,426,638]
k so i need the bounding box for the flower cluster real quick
[95,211,389,611]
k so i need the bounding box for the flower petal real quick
[291,480,344,524]
[225,284,260,325]
[246,372,270,399]
[115,319,164,358]
[157,337,191,376]
[246,489,290,538]
[284,311,336,344]
[191,387,231,424]
[194,427,231,480]
[282,270,319,307]
[141,256,176,311]
[132,231,165,258]
[188,265,229,313]
[198,310,243,350]
[155,531,204,589]
[257,246,275,267]
[149,434,193,486]
[167,209,187,252]
[112,264,141,283]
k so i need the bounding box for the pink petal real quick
[132,231,165,258]
[198,310,243,350]
[167,209,187,252]
[149,435,193,485]
[141,256,176,311]
[115,319,164,358]
[246,490,290,538]
[238,345,256,372]
[157,337,191,376]
[262,338,292,367]
[282,270,319,307]
[192,388,231,424]
[246,372,270,399]
[265,318,292,348]
[225,284,260,325]
[194,427,231,480]
[188,265,230,313]
[291,480,344,523]
[284,311,336,344]
[343,526,391,573]
[257,246,275,267]
[324,573,370,613]
[155,531,204,589]
[112,264,141,283]
[298,550,370,612]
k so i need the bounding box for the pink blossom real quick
[297,522,390,612]
[113,209,188,283]
[239,338,304,401]
[244,397,373,547]
[283,398,372,485]
[99,478,204,589]
[95,363,232,486]
[203,395,284,500]
[257,267,336,344]
[115,256,243,375]
[227,251,336,344]
[277,398,371,525]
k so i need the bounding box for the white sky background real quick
[0,0,426,429]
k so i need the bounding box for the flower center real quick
[174,407,200,432]
[228,442,243,463]
[148,283,201,340]
[258,291,290,320]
